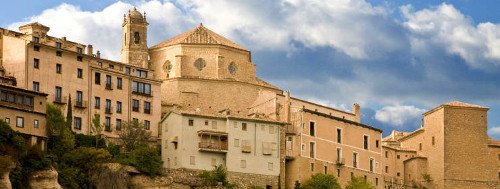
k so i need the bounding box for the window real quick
[385,151,388,158]
[376,140,379,148]
[419,143,422,151]
[116,101,122,113]
[242,123,247,131]
[310,163,314,172]
[117,77,122,89]
[76,47,83,54]
[144,101,151,114]
[376,178,379,186]
[144,120,150,130]
[336,148,342,162]
[108,64,114,69]
[34,45,40,51]
[33,82,40,92]
[77,69,83,78]
[34,58,39,69]
[188,119,194,126]
[205,120,209,126]
[33,36,39,43]
[55,86,62,102]
[34,119,39,128]
[241,160,246,168]
[77,56,83,62]
[134,32,140,44]
[310,142,315,158]
[105,117,111,131]
[125,67,131,74]
[116,119,122,131]
[94,97,100,109]
[397,172,400,177]
[74,117,82,130]
[76,91,83,107]
[385,166,389,173]
[56,64,62,73]
[4,118,9,125]
[364,135,369,150]
[56,51,62,56]
[432,136,435,145]
[132,81,151,95]
[105,99,112,113]
[397,155,400,159]
[309,121,315,136]
[16,117,24,128]
[337,169,340,177]
[132,99,139,112]
[105,75,112,89]
[135,70,148,78]
[353,153,358,168]
[369,158,374,172]
[324,165,327,174]
[337,128,342,143]
[95,72,101,85]
[56,42,62,49]
[269,125,275,134]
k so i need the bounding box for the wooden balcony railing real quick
[198,142,228,153]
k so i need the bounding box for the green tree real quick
[91,113,103,148]
[118,120,151,152]
[127,146,163,176]
[199,165,230,186]
[66,94,73,130]
[345,176,376,189]
[46,104,74,157]
[301,173,341,189]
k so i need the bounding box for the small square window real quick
[205,120,209,126]
[77,56,83,62]
[242,123,247,131]
[34,45,40,51]
[56,51,62,57]
[188,119,194,126]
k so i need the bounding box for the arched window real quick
[134,32,140,44]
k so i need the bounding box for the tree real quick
[301,173,341,189]
[66,94,73,130]
[345,176,376,189]
[128,146,163,176]
[91,113,103,148]
[46,104,74,155]
[117,120,151,152]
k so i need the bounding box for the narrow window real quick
[376,140,379,148]
[33,58,39,69]
[364,135,369,150]
[419,143,422,151]
[369,158,374,172]
[33,82,40,92]
[144,101,151,114]
[310,163,314,172]
[336,148,342,162]
[268,162,274,171]
[104,117,111,131]
[76,91,83,107]
[117,77,122,89]
[397,155,400,159]
[337,169,340,177]
[309,121,315,136]
[385,151,388,158]
[105,99,111,113]
[116,119,122,131]
[16,117,24,128]
[105,75,112,89]
[336,128,342,143]
[77,68,83,78]
[55,86,62,102]
[56,64,62,73]
[32,36,39,43]
[34,119,39,128]
[94,97,100,109]
[116,101,122,113]
[324,165,327,174]
[385,166,389,173]
[56,42,62,49]
[432,136,435,145]
[353,153,358,168]
[397,172,400,177]
[242,123,247,131]
[310,142,315,158]
[74,117,82,130]
[144,120,150,130]
[134,32,140,44]
[95,72,101,85]
[188,119,194,126]
[376,178,379,186]
[132,99,139,112]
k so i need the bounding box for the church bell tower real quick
[120,7,149,68]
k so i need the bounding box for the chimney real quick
[352,103,361,123]
[62,37,66,41]
[87,45,93,55]
[96,51,101,58]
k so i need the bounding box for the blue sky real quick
[1,0,500,139]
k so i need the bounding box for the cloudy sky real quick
[1,0,500,139]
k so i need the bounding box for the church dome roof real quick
[129,7,143,19]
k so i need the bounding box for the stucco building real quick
[1,7,499,189]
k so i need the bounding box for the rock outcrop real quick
[28,167,62,189]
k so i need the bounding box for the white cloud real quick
[402,3,500,69]
[488,126,500,136]
[374,105,425,127]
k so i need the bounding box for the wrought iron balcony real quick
[53,96,67,104]
[74,100,87,108]
[336,158,345,166]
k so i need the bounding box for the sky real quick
[1,0,500,139]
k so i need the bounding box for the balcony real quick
[285,124,298,135]
[0,100,34,111]
[198,130,228,153]
[336,158,345,166]
[105,107,113,114]
[105,83,113,90]
[74,100,87,109]
[241,145,252,153]
[285,149,296,160]
[53,96,67,104]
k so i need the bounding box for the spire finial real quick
[199,23,203,27]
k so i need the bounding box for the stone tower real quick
[120,7,149,68]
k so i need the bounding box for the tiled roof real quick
[150,23,248,51]
[444,101,487,108]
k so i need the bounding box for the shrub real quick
[301,173,341,189]
[107,143,121,157]
[118,120,152,152]
[0,155,13,174]
[58,147,112,188]
[75,133,106,148]
[127,146,163,176]
[345,176,376,189]
[199,165,231,186]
